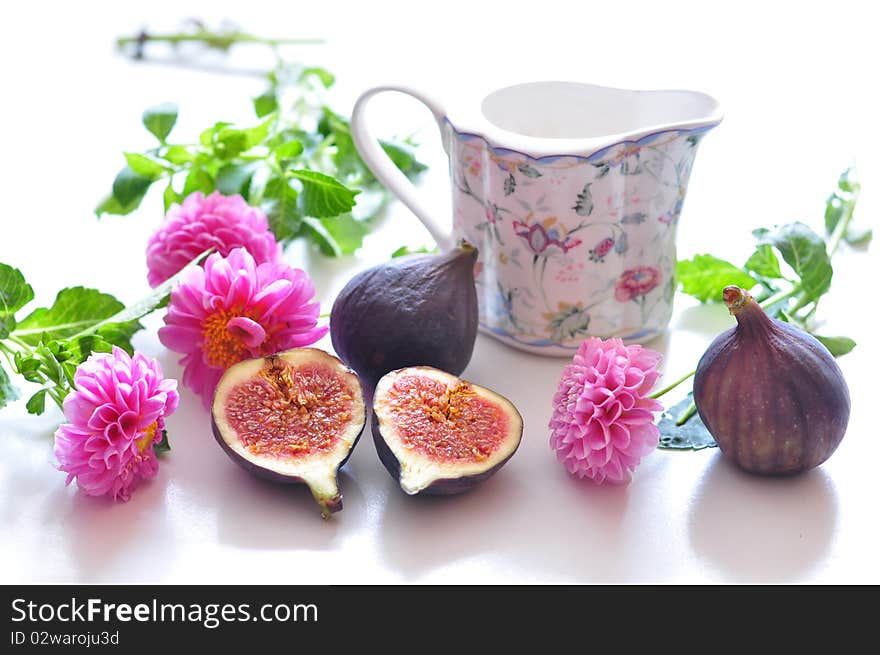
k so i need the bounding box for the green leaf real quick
[824,193,847,236]
[757,222,832,301]
[391,245,435,258]
[0,366,20,410]
[301,218,338,256]
[73,249,213,340]
[300,67,335,88]
[112,166,153,210]
[288,169,359,218]
[262,177,302,241]
[142,102,179,142]
[812,334,856,357]
[837,166,860,194]
[242,115,275,149]
[182,167,214,196]
[153,429,171,456]
[14,287,127,346]
[215,163,255,196]
[25,389,47,415]
[381,141,427,177]
[163,145,194,165]
[743,245,782,279]
[253,90,278,118]
[319,214,369,256]
[163,182,181,212]
[844,226,873,246]
[199,121,232,148]
[657,395,717,450]
[676,254,757,302]
[275,139,304,161]
[215,128,248,159]
[124,153,169,179]
[0,262,35,336]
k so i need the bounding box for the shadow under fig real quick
[688,453,838,582]
[213,467,365,549]
[377,444,633,582]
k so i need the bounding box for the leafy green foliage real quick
[391,245,436,258]
[0,252,208,416]
[813,334,857,357]
[676,167,865,358]
[825,166,871,246]
[287,169,359,218]
[0,263,34,338]
[755,222,832,301]
[142,103,179,142]
[676,254,757,302]
[743,244,782,279]
[0,365,20,410]
[15,287,136,347]
[96,62,427,258]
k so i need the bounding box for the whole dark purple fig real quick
[372,366,522,495]
[330,243,478,390]
[211,348,366,518]
[693,285,850,475]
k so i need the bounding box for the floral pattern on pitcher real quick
[449,124,713,351]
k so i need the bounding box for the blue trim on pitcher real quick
[480,322,661,350]
[444,118,718,164]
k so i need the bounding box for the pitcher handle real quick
[350,85,454,251]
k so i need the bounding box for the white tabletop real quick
[1,0,877,584]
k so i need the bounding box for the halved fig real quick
[372,367,523,495]
[211,348,365,518]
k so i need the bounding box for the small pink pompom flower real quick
[146,191,282,287]
[54,347,180,501]
[549,337,663,484]
[159,247,327,407]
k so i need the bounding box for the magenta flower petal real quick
[549,337,663,485]
[160,247,327,407]
[53,347,179,501]
[146,191,283,287]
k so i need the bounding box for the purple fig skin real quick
[329,243,479,392]
[693,286,851,475]
[371,413,520,495]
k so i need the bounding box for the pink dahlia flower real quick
[54,347,179,501]
[146,191,281,287]
[159,247,327,406]
[549,337,663,484]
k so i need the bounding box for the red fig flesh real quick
[211,348,365,517]
[372,367,522,495]
[693,286,851,475]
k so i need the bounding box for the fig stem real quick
[675,401,698,426]
[650,369,696,399]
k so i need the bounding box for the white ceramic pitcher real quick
[351,81,722,354]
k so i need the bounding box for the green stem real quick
[675,401,698,426]
[116,32,324,49]
[758,285,800,309]
[650,369,695,399]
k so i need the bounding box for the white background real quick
[0,0,877,583]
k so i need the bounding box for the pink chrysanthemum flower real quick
[146,191,282,287]
[158,247,327,406]
[549,337,663,484]
[54,347,180,501]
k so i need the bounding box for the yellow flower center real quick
[202,308,253,369]
[137,422,158,454]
